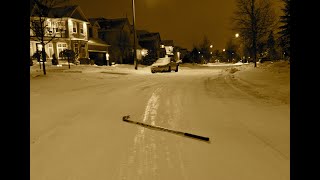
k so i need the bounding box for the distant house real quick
[161,40,174,56]
[87,19,110,65]
[30,4,90,61]
[89,17,140,64]
[137,30,166,59]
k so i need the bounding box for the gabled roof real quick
[31,3,89,22]
[89,18,130,30]
[48,6,89,22]
[136,30,150,36]
[138,32,161,42]
[161,40,174,46]
[88,19,101,28]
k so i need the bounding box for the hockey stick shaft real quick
[122,116,210,142]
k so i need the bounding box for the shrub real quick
[59,49,76,63]
[90,59,95,65]
[32,52,49,61]
[51,54,59,65]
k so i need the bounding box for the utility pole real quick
[132,0,138,70]
[251,0,257,67]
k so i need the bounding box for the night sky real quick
[72,0,283,51]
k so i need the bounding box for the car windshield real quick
[152,57,171,66]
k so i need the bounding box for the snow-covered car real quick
[151,57,179,73]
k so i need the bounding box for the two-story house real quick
[87,19,110,65]
[30,4,90,61]
[89,17,139,64]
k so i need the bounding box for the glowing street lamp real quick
[210,45,213,48]
[235,33,239,38]
[223,49,225,52]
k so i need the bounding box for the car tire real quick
[175,65,178,72]
[168,66,171,72]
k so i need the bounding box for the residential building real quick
[89,17,139,64]
[30,4,90,61]
[161,40,174,56]
[87,19,110,65]
[137,30,166,59]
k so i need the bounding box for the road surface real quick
[30,64,290,180]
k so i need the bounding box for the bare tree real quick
[232,0,277,67]
[30,0,69,75]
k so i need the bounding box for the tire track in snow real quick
[117,87,162,180]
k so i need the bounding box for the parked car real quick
[151,57,179,73]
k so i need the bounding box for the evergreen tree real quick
[278,0,290,59]
[267,31,277,60]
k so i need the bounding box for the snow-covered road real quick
[30,62,290,180]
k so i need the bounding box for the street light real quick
[223,49,225,52]
[210,45,213,48]
[235,33,239,38]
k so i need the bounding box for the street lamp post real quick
[210,44,213,62]
[132,0,137,70]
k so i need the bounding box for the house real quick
[89,17,140,64]
[87,19,110,65]
[160,40,174,56]
[30,4,91,61]
[137,30,166,59]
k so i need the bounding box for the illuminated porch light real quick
[106,53,109,60]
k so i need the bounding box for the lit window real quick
[73,21,77,33]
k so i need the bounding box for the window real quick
[79,23,84,34]
[57,21,66,31]
[73,21,77,33]
[47,43,53,58]
[57,43,68,58]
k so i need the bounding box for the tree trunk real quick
[251,0,257,68]
[41,45,47,75]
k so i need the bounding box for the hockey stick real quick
[122,115,210,142]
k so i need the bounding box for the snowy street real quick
[30,62,290,180]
